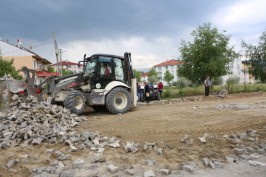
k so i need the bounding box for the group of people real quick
[135,76,211,104]
[137,81,164,103]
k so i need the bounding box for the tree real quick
[242,30,266,82]
[62,68,73,76]
[133,69,142,82]
[163,69,174,86]
[177,22,237,85]
[148,68,159,84]
[0,57,22,80]
[48,66,56,73]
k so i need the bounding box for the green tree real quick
[163,69,174,86]
[177,22,237,85]
[48,66,56,73]
[242,30,266,82]
[0,57,22,79]
[62,68,73,76]
[133,69,142,82]
[148,68,159,84]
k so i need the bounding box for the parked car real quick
[140,83,160,102]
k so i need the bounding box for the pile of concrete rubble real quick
[1,95,266,177]
[0,95,88,149]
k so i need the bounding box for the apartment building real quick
[153,59,183,86]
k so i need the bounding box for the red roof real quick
[141,72,148,77]
[36,70,59,77]
[51,61,81,66]
[153,59,182,67]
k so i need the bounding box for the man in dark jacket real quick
[144,82,150,103]
[204,76,211,96]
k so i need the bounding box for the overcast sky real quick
[1,0,266,69]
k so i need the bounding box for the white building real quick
[140,72,148,83]
[153,59,183,86]
[222,56,255,84]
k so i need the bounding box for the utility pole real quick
[59,49,63,76]
[53,33,60,75]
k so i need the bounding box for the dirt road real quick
[86,92,266,143]
[80,92,266,167]
[1,92,266,176]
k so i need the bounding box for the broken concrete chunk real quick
[31,137,43,145]
[6,159,17,168]
[107,164,120,174]
[202,158,209,166]
[93,153,106,163]
[209,161,215,169]
[125,168,135,175]
[108,140,120,148]
[180,135,188,143]
[97,147,105,153]
[144,170,155,177]
[182,165,195,173]
[124,141,138,153]
[158,169,170,175]
[248,160,266,167]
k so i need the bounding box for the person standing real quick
[158,82,164,98]
[137,82,141,102]
[204,76,211,96]
[144,82,150,103]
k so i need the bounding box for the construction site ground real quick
[1,92,266,176]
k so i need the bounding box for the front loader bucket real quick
[21,67,43,102]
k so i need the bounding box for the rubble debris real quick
[123,141,139,153]
[180,135,193,144]
[144,170,155,177]
[198,133,207,143]
[125,168,135,175]
[107,164,120,174]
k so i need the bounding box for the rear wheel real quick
[64,90,86,115]
[105,87,130,114]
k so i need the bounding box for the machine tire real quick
[105,87,130,114]
[64,90,86,115]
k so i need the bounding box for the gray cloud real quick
[1,0,265,68]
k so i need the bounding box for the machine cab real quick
[84,54,131,89]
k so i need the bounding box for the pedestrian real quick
[137,82,141,102]
[158,81,163,98]
[144,82,150,103]
[204,76,211,96]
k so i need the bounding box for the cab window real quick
[114,58,124,81]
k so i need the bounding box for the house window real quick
[38,63,42,70]
[32,60,37,70]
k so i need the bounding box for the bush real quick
[226,76,240,90]
[176,78,191,88]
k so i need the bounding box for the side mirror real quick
[78,62,80,68]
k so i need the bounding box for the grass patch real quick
[161,83,266,99]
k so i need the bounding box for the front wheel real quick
[105,87,131,114]
[64,90,86,115]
